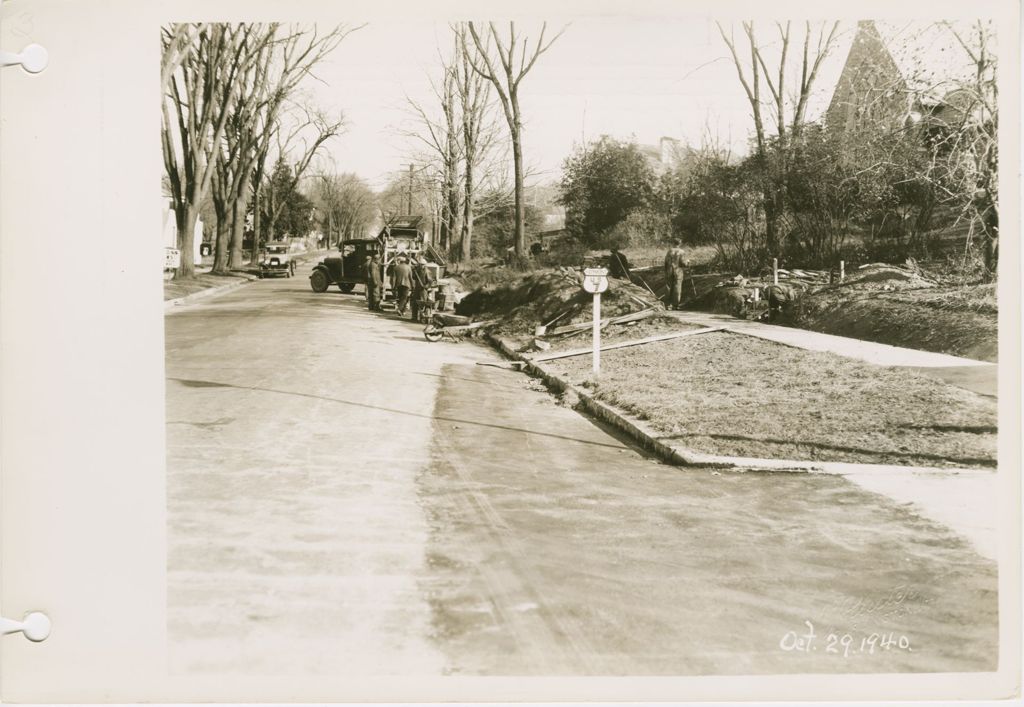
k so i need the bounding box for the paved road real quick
[166,277,998,676]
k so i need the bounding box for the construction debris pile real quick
[683,260,939,321]
[452,267,670,342]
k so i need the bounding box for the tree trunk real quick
[175,205,199,279]
[228,193,247,270]
[439,184,450,251]
[211,183,231,273]
[461,161,474,262]
[250,189,262,265]
[445,177,460,257]
[764,193,779,258]
[212,218,230,273]
[512,127,526,256]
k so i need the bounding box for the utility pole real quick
[406,163,414,216]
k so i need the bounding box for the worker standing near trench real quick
[410,254,433,322]
[391,255,413,317]
[609,247,632,279]
[664,239,690,310]
[366,254,383,311]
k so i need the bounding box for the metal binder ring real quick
[1,611,51,642]
[0,43,48,73]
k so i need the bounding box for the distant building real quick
[825,20,980,136]
[638,136,685,175]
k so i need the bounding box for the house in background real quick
[638,136,685,175]
[825,20,980,137]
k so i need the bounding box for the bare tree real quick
[162,24,272,278]
[934,21,999,275]
[160,23,203,94]
[313,172,377,244]
[209,28,279,273]
[403,56,462,254]
[717,21,840,256]
[463,21,566,257]
[258,106,344,248]
[452,23,499,261]
[238,24,354,267]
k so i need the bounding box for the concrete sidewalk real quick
[492,333,998,561]
[669,310,997,397]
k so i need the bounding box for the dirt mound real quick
[777,262,995,361]
[786,286,995,362]
[455,269,663,336]
[836,262,938,291]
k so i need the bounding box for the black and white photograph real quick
[161,13,1005,676]
[0,0,1020,702]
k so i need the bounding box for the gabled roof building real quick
[825,20,982,136]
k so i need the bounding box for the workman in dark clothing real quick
[410,255,434,323]
[664,239,690,310]
[391,255,413,317]
[364,256,375,308]
[609,247,632,279]
[365,255,383,311]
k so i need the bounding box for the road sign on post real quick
[164,247,181,270]
[582,267,609,374]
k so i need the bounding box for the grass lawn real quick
[548,331,997,468]
[163,272,253,301]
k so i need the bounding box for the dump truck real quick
[308,218,446,298]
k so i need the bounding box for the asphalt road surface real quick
[165,275,998,676]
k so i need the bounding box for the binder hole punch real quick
[0,43,48,74]
[1,611,51,642]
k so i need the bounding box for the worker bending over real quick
[391,255,413,317]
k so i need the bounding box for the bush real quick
[594,210,673,250]
[536,240,589,267]
[560,136,658,246]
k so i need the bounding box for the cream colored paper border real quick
[0,0,1019,702]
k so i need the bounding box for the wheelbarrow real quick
[423,313,499,342]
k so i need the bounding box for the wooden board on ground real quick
[531,326,727,362]
[546,308,658,337]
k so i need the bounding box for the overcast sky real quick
[303,18,860,190]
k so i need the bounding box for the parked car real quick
[258,242,295,278]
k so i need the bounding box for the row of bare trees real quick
[162,23,352,278]
[717,21,841,258]
[402,22,565,261]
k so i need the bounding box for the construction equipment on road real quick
[308,217,447,308]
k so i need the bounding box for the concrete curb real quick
[164,249,329,313]
[486,333,994,478]
[164,275,257,312]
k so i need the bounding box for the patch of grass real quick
[550,331,997,468]
[163,272,253,301]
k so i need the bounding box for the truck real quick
[308,218,446,297]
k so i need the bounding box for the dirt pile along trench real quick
[784,265,997,362]
[453,269,674,338]
[637,260,996,362]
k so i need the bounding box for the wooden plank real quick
[531,326,726,362]
[546,307,657,336]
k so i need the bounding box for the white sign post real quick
[582,267,609,374]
